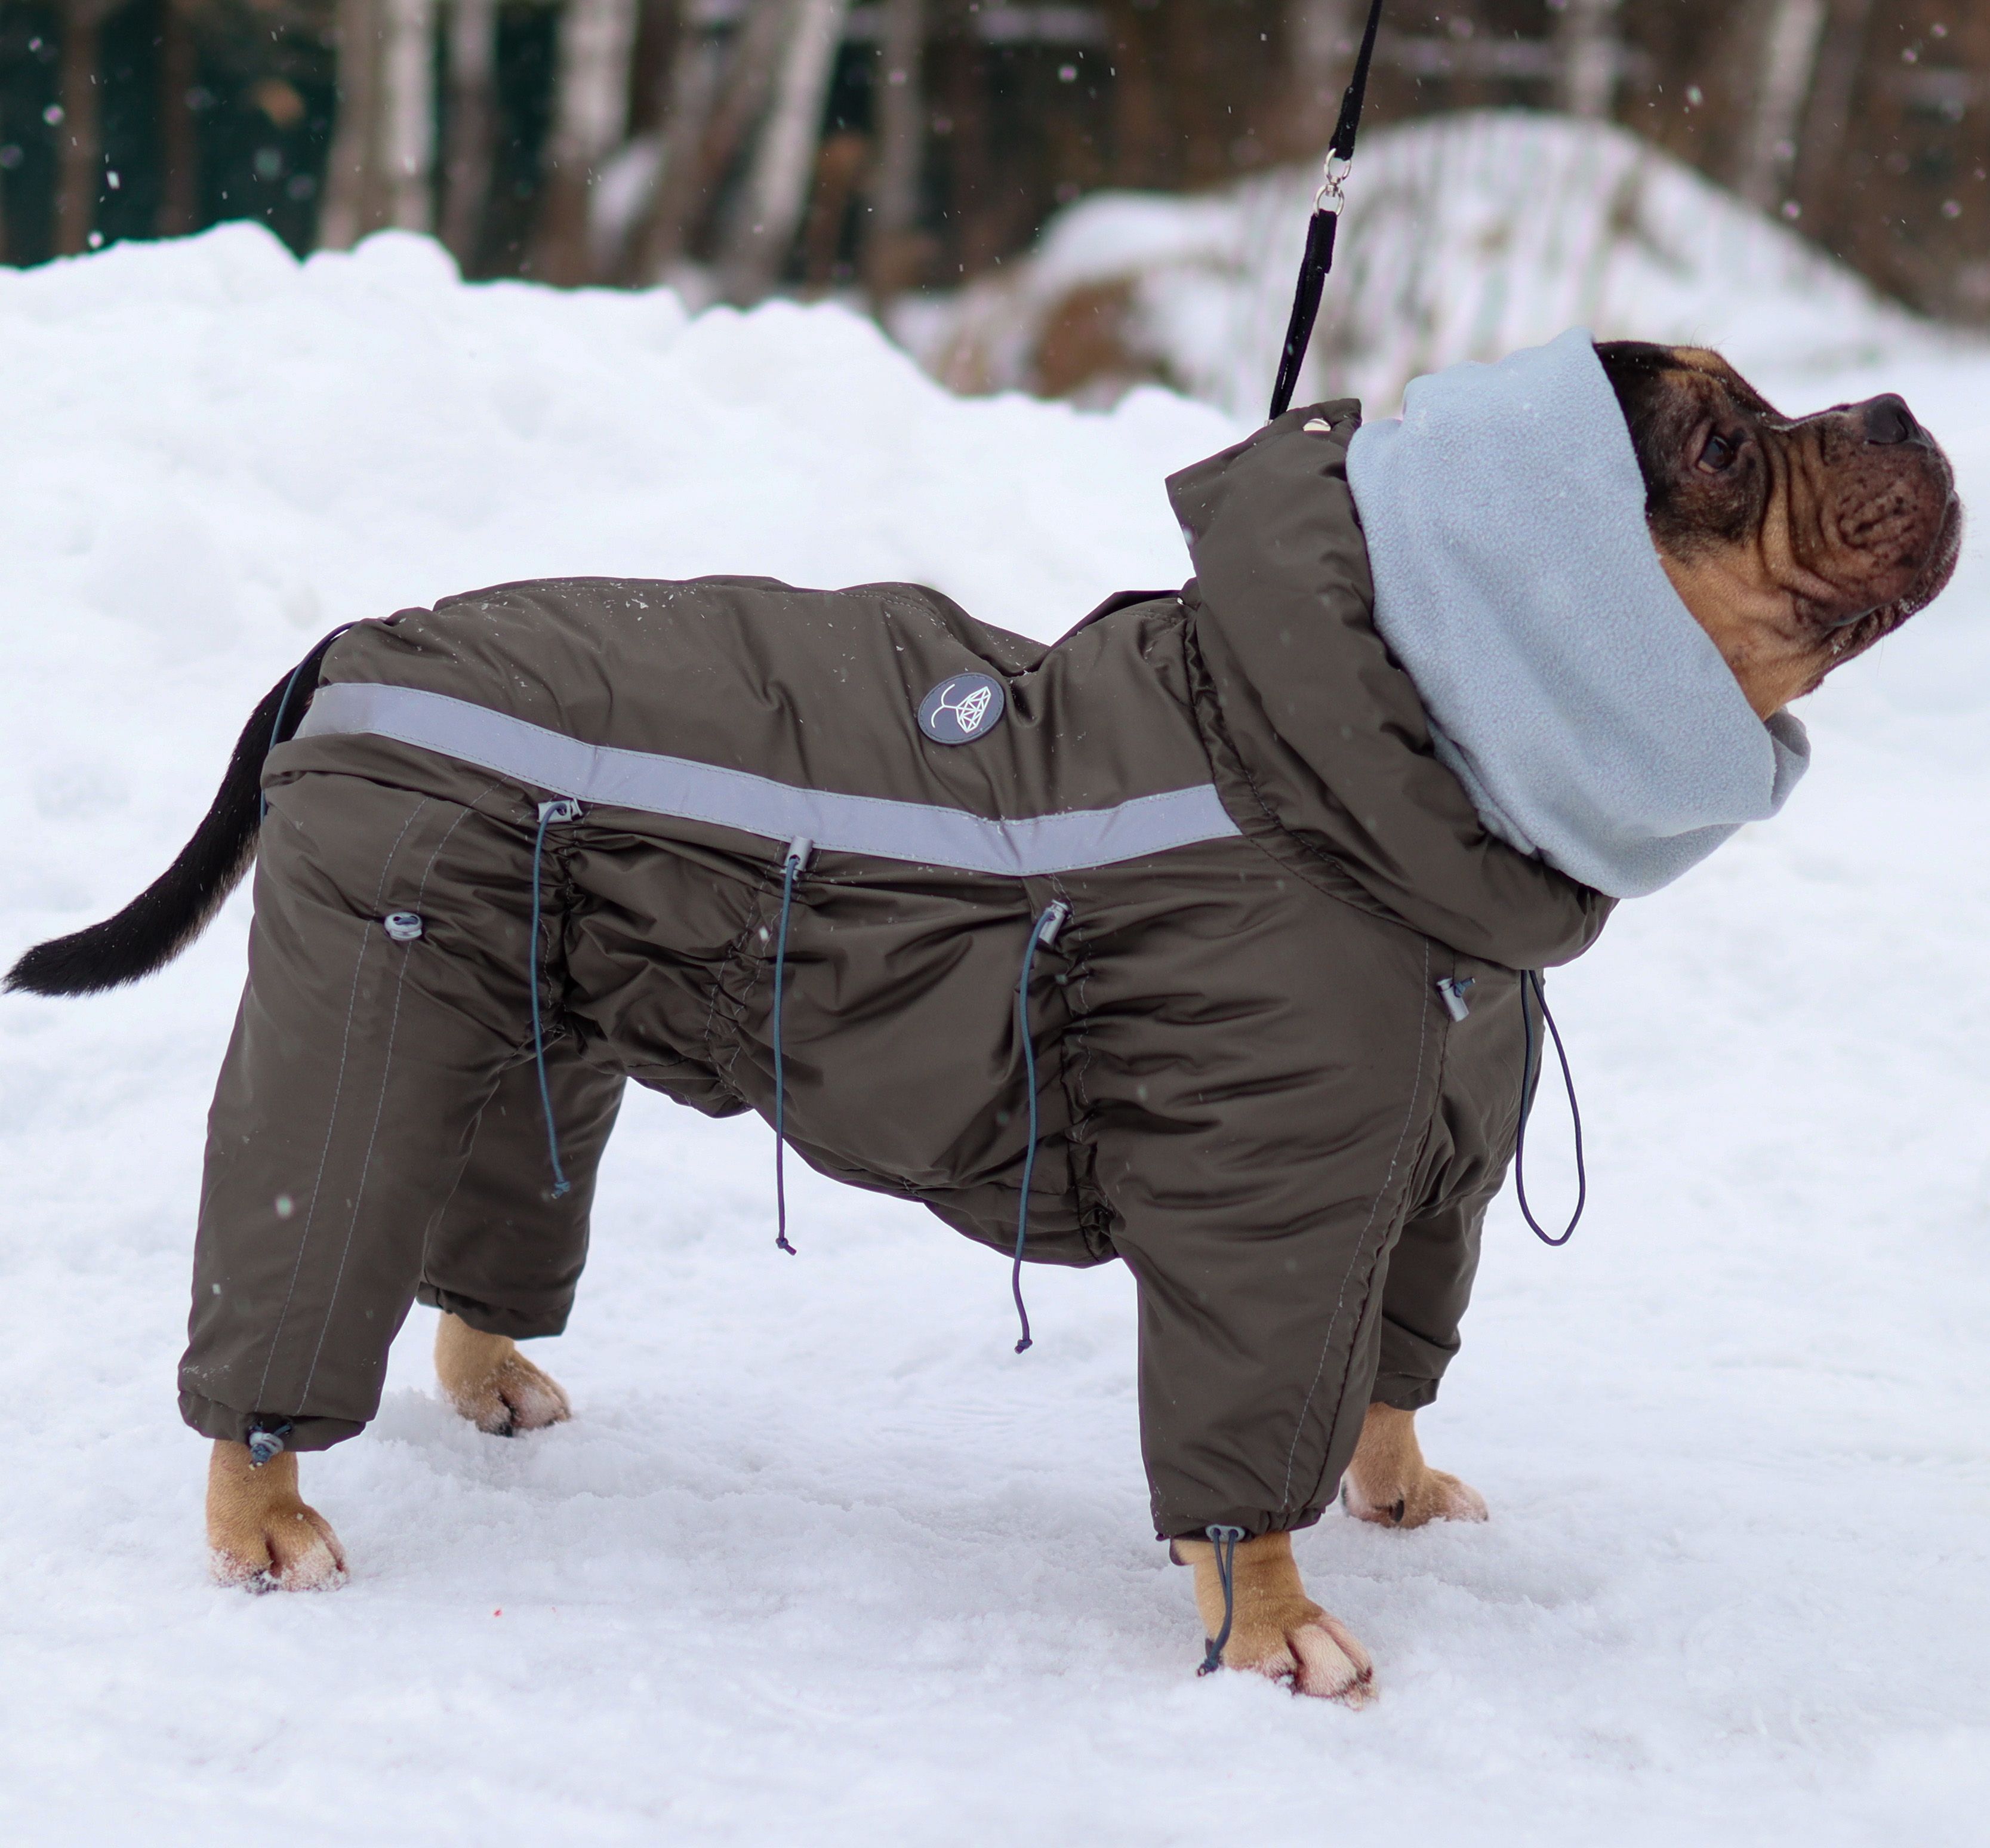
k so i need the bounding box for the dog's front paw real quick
[1344,1402,1490,1529]
[206,1442,348,1593]
[434,1313,572,1436]
[1177,1530,1376,1705]
[1222,1601,1376,1704]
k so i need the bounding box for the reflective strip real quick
[294,681,1242,877]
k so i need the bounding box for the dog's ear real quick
[1593,341,1677,509]
[1594,342,1787,518]
[1593,341,1785,554]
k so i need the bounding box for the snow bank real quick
[2,224,1988,1846]
[898,109,1963,417]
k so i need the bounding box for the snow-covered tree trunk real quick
[1554,0,1623,121]
[719,0,852,303]
[864,0,923,300]
[320,0,385,250]
[1736,0,1829,211]
[535,0,642,285]
[441,0,499,266]
[381,0,439,232]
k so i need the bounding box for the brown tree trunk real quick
[158,0,199,237]
[1279,0,1349,159]
[864,0,923,299]
[626,14,724,282]
[1101,0,1167,183]
[1794,0,1872,220]
[717,0,850,303]
[634,0,788,282]
[1735,0,1828,210]
[535,0,641,284]
[1162,2,1227,186]
[945,27,999,277]
[627,0,679,138]
[441,0,498,266]
[802,126,867,292]
[56,2,104,256]
[320,0,385,249]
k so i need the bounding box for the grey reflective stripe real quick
[295,681,1242,876]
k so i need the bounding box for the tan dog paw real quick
[1344,1402,1489,1529]
[434,1312,572,1436]
[1176,1530,1376,1705]
[207,1441,348,1592]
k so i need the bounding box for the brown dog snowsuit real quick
[179,403,1610,1541]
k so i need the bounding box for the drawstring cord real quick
[1009,900,1070,1354]
[1515,969,1585,1246]
[1197,1524,1247,1675]
[530,798,583,1199]
[770,838,813,1255]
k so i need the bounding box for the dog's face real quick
[1597,341,1962,716]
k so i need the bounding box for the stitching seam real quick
[1277,940,1434,1512]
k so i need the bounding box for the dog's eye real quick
[1698,431,1741,473]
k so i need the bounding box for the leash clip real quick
[1315,153,1351,212]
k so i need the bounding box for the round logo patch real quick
[917,672,1006,746]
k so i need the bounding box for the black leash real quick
[1267,0,1387,421]
[1514,970,1587,1246]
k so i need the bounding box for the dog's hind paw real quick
[1344,1403,1490,1530]
[435,1313,572,1436]
[1344,1465,1489,1530]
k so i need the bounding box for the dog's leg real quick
[1342,1402,1488,1527]
[1174,1531,1375,1704]
[433,1311,572,1436]
[207,1440,347,1591]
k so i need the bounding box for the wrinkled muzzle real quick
[1788,394,1961,644]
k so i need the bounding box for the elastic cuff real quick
[1155,1505,1327,1545]
[1370,1372,1440,1412]
[177,1389,365,1453]
[416,1282,574,1341]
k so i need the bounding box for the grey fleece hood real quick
[1344,327,1810,900]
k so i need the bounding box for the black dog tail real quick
[5,627,353,998]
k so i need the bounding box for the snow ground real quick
[1,225,1988,1846]
[899,110,1957,419]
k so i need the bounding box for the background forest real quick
[1,4,1985,336]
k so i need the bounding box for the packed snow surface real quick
[2,224,1988,1846]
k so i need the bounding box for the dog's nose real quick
[1860,394,1923,445]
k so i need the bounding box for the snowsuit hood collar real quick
[1169,400,1611,972]
[1344,327,1810,898]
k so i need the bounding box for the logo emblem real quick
[917,672,1006,746]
